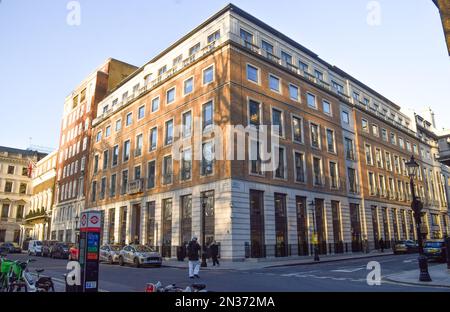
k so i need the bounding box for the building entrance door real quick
[250,190,265,258]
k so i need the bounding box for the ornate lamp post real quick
[201,195,208,268]
[309,200,320,262]
[405,155,432,282]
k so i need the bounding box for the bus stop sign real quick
[79,211,102,292]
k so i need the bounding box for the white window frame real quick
[365,143,373,165]
[325,127,336,154]
[115,119,122,132]
[309,121,321,149]
[329,160,339,189]
[202,99,214,134]
[164,118,174,146]
[181,109,193,139]
[180,146,193,182]
[246,63,260,85]
[341,110,350,124]
[123,139,131,163]
[291,113,304,144]
[247,97,262,128]
[202,64,215,86]
[270,106,285,139]
[125,112,133,127]
[311,155,324,186]
[268,73,281,94]
[147,159,157,189]
[162,153,173,186]
[135,132,143,158]
[200,139,215,178]
[293,149,307,184]
[111,144,119,168]
[272,144,287,181]
[306,92,317,109]
[288,83,300,102]
[166,86,176,105]
[248,138,264,177]
[151,96,160,113]
[137,104,145,120]
[183,76,194,96]
[322,99,332,116]
[149,126,158,152]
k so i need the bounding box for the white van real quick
[28,240,43,256]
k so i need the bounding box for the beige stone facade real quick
[22,151,57,242]
[0,146,46,244]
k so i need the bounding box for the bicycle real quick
[145,281,208,292]
[7,258,55,292]
[0,252,13,292]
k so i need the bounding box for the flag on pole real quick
[27,159,36,178]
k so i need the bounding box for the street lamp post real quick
[201,195,208,268]
[309,200,320,262]
[75,214,80,248]
[45,210,52,241]
[406,155,432,282]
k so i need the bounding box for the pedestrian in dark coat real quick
[379,238,385,252]
[187,237,201,278]
[210,241,219,266]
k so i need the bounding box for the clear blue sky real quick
[0,0,448,150]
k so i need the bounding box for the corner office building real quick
[84,4,450,260]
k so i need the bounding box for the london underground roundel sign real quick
[81,214,88,227]
[90,215,99,225]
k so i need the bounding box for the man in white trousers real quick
[187,236,202,278]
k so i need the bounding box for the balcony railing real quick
[235,35,355,101]
[127,179,144,195]
[163,174,172,185]
[95,38,223,125]
[346,150,356,161]
[313,174,325,187]
[349,183,360,194]
[24,208,47,221]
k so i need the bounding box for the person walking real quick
[210,241,220,266]
[187,236,201,279]
[379,238,385,252]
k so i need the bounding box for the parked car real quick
[42,240,58,257]
[100,244,122,264]
[0,245,9,255]
[69,245,79,261]
[118,245,162,268]
[424,240,447,262]
[28,240,43,256]
[50,243,70,259]
[0,242,22,253]
[393,240,419,254]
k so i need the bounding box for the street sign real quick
[79,211,102,292]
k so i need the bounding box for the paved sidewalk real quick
[384,264,450,288]
[162,251,394,271]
